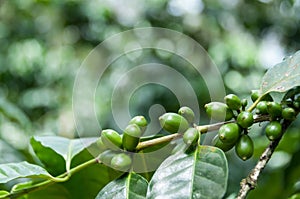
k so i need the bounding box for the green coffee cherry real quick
[237,112,254,128]
[241,99,248,109]
[256,101,268,115]
[265,121,282,141]
[183,128,200,153]
[295,93,300,103]
[235,134,254,161]
[293,94,300,110]
[282,107,296,121]
[183,128,200,145]
[178,106,195,124]
[267,102,282,118]
[205,102,234,121]
[101,129,122,150]
[284,98,294,107]
[129,116,147,133]
[218,123,241,144]
[224,94,242,110]
[99,150,117,166]
[96,138,107,152]
[293,101,300,109]
[212,135,235,152]
[110,153,132,171]
[159,113,189,133]
[251,90,273,102]
[251,90,260,102]
[122,124,142,151]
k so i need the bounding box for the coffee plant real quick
[0,51,300,199]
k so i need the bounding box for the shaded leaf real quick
[5,144,122,199]
[0,161,51,184]
[96,173,148,199]
[7,181,70,199]
[62,145,123,199]
[132,140,176,174]
[22,184,71,199]
[147,145,228,199]
[261,51,300,94]
[30,136,97,175]
[31,136,97,162]
[30,138,65,176]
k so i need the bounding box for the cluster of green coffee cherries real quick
[159,106,200,152]
[208,89,299,161]
[96,116,148,171]
[96,89,299,169]
[96,106,200,171]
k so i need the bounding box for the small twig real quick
[136,133,182,150]
[136,115,270,151]
[247,96,263,112]
[236,120,292,199]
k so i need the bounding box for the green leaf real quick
[21,184,71,199]
[0,190,9,197]
[95,173,148,199]
[30,136,97,175]
[31,136,97,162]
[132,141,176,175]
[62,146,123,199]
[289,193,300,199]
[30,137,65,176]
[261,51,300,94]
[5,144,122,199]
[9,181,70,199]
[147,145,228,199]
[0,161,52,183]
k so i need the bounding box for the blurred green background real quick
[0,0,300,198]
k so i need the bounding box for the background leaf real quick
[0,97,30,128]
[95,173,148,199]
[147,145,228,199]
[0,161,51,184]
[0,140,24,164]
[260,50,300,94]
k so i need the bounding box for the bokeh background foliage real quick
[0,0,300,198]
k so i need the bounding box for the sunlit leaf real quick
[261,51,300,94]
[0,190,9,197]
[0,161,52,184]
[95,173,148,199]
[147,145,228,199]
